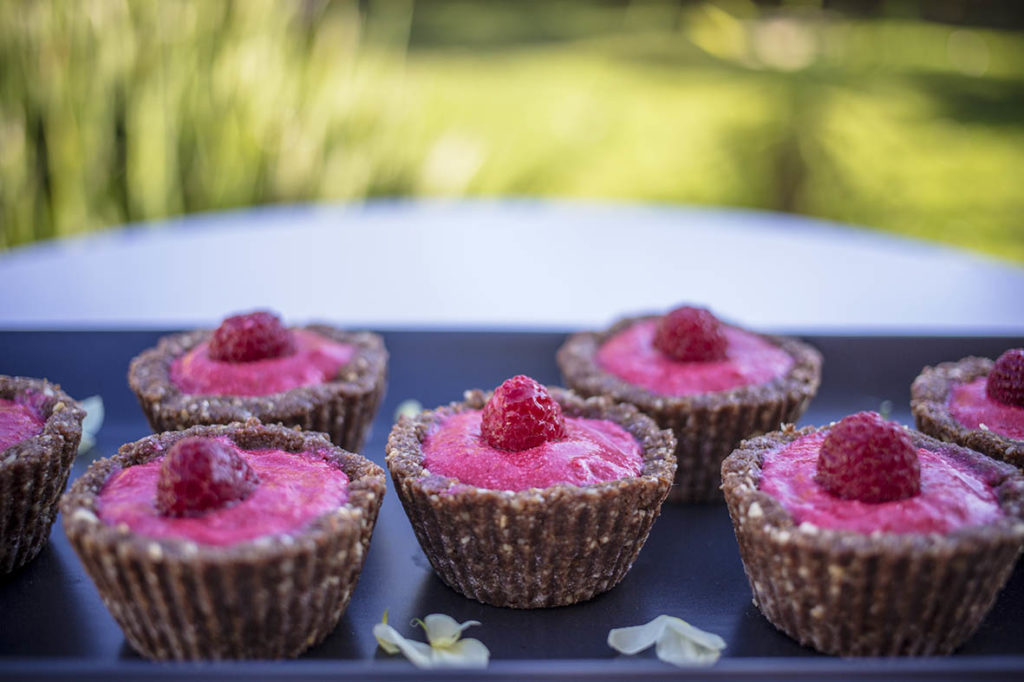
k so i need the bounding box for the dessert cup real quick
[129,324,387,452]
[558,314,821,502]
[722,423,1024,656]
[386,387,676,609]
[61,420,385,660]
[912,355,1024,468]
[0,375,85,574]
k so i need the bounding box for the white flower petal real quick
[607,615,672,655]
[656,627,722,667]
[421,614,481,648]
[372,621,401,655]
[664,618,727,652]
[394,399,423,421]
[375,612,489,669]
[608,615,725,668]
[78,396,104,453]
[372,622,434,667]
[430,638,490,668]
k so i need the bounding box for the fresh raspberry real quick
[652,306,727,362]
[986,348,1024,407]
[480,375,567,451]
[208,311,296,363]
[156,437,259,517]
[815,411,920,504]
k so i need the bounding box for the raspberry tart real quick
[128,311,387,452]
[385,375,676,608]
[558,305,821,502]
[61,420,385,660]
[722,412,1024,656]
[0,375,85,574]
[912,349,1024,468]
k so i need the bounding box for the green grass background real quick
[2,1,1022,260]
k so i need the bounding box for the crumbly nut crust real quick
[911,356,1024,468]
[60,420,386,660]
[557,315,822,502]
[0,375,84,574]
[128,325,387,452]
[721,423,1024,656]
[385,388,676,609]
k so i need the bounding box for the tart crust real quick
[60,420,385,660]
[128,325,387,452]
[557,315,822,502]
[911,356,1024,468]
[0,375,84,574]
[721,423,1024,656]
[385,387,676,609]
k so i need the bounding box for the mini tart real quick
[558,315,822,503]
[60,420,385,660]
[721,423,1024,657]
[128,325,387,452]
[386,388,676,609]
[0,375,84,574]
[912,356,1023,468]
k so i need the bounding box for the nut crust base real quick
[128,325,387,453]
[0,375,84,574]
[60,420,385,660]
[721,424,1024,656]
[557,316,822,502]
[911,356,1024,468]
[385,388,676,608]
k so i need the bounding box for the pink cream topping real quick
[760,431,1002,534]
[170,329,354,397]
[422,411,643,491]
[949,377,1024,441]
[0,397,45,452]
[597,320,793,395]
[97,443,349,546]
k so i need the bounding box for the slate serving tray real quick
[1,330,1022,680]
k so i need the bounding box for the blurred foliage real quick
[1,0,1022,260]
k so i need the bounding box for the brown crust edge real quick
[557,315,822,502]
[59,420,386,660]
[127,325,388,452]
[0,375,85,574]
[721,423,1024,656]
[385,387,676,609]
[911,356,1024,468]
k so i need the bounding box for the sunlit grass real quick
[1,1,1022,262]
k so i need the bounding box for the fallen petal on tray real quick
[374,611,489,669]
[608,615,726,667]
[78,395,104,453]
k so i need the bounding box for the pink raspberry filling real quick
[97,441,349,546]
[597,320,793,395]
[170,329,354,397]
[760,431,1003,534]
[949,377,1024,441]
[422,411,643,491]
[0,397,45,452]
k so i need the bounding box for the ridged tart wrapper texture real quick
[385,387,677,609]
[912,356,1024,468]
[128,325,387,453]
[557,315,822,503]
[60,420,386,660]
[0,375,85,574]
[721,423,1024,657]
